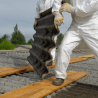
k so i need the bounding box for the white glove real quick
[59,3,75,14]
[33,18,38,29]
[52,11,64,29]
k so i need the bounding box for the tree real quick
[56,33,64,45]
[27,38,33,44]
[11,24,26,45]
[0,34,9,43]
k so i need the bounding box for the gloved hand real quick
[52,11,64,29]
[59,3,75,14]
[33,18,38,29]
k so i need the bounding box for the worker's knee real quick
[58,42,73,56]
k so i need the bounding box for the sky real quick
[0,0,72,42]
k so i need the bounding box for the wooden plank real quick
[15,65,34,74]
[69,57,89,64]
[0,67,15,77]
[51,57,89,67]
[78,54,94,58]
[0,68,27,77]
[0,64,55,77]
[0,67,14,73]
[0,71,78,98]
[50,54,93,66]
[0,54,93,77]
[0,71,88,98]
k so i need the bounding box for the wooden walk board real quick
[69,57,89,64]
[0,65,54,77]
[0,67,14,72]
[78,54,94,58]
[0,66,29,77]
[0,71,88,98]
[0,54,93,78]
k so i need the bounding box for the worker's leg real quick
[48,36,57,66]
[55,25,82,79]
[81,29,98,64]
[51,48,56,61]
[51,36,57,61]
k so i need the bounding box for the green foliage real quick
[0,40,15,50]
[27,38,33,44]
[0,34,9,43]
[56,33,64,45]
[11,24,26,45]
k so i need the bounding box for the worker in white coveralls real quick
[52,0,98,86]
[33,0,58,64]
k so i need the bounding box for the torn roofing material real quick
[27,8,59,79]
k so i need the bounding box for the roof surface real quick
[0,50,97,97]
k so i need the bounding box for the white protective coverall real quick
[35,0,58,61]
[52,0,98,79]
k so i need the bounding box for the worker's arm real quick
[52,0,64,29]
[34,1,40,29]
[75,0,98,17]
[52,0,62,12]
[60,0,98,17]
[35,1,40,19]
[59,3,75,14]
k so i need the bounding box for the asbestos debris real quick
[27,8,59,79]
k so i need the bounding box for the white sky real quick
[0,0,72,42]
